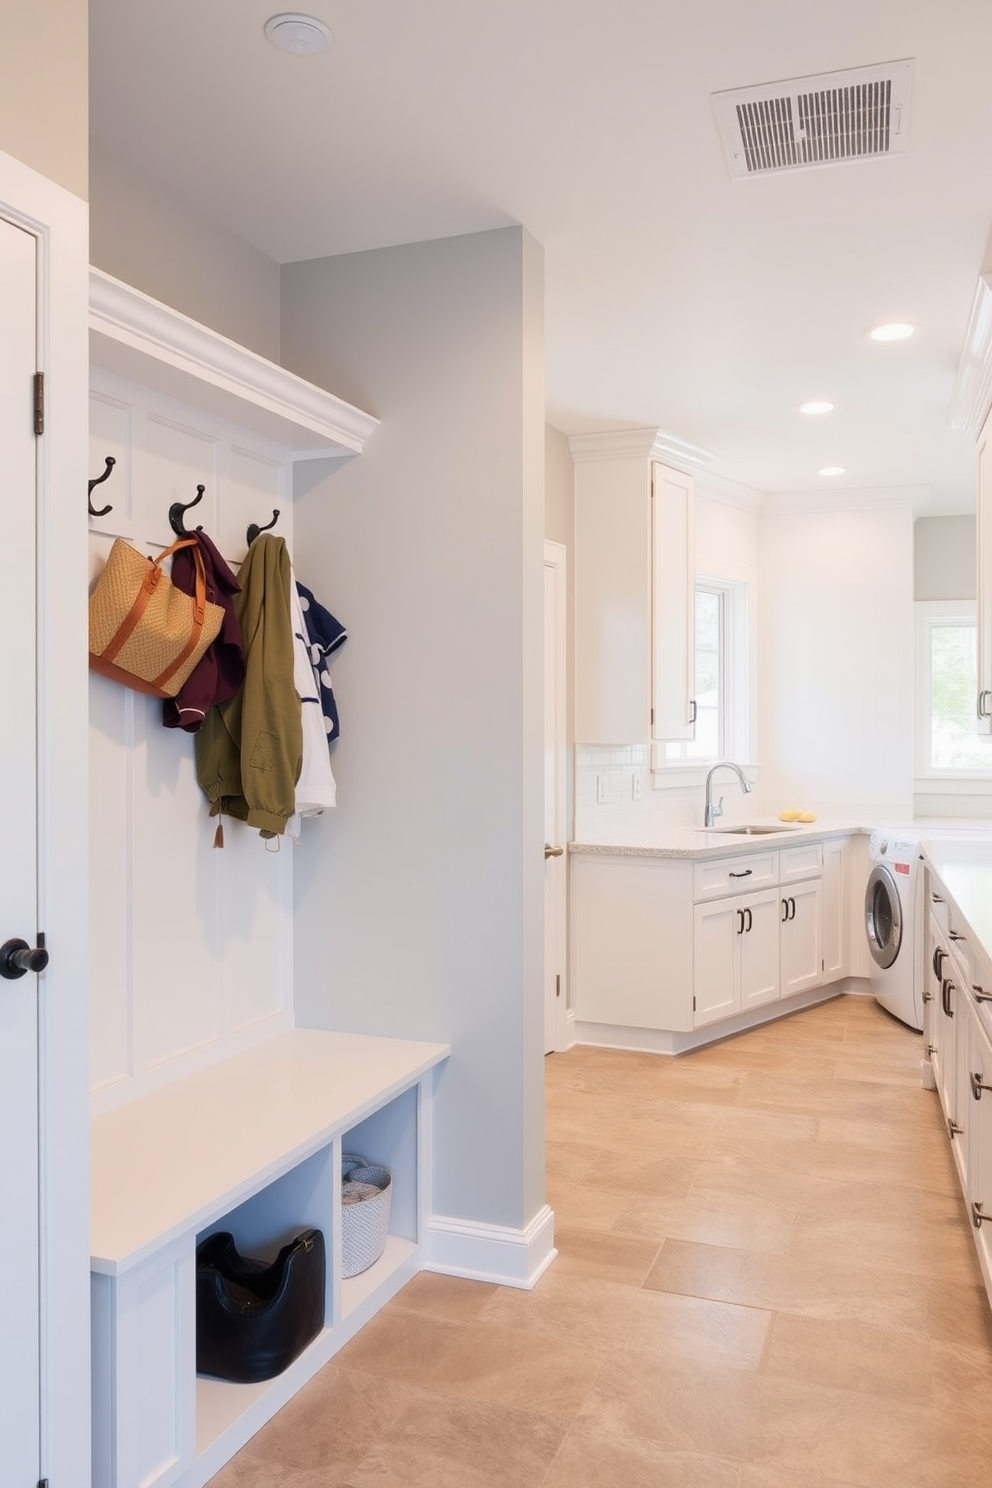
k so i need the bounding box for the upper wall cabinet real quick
[977,405,992,734]
[572,429,696,745]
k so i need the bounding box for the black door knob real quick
[0,937,49,980]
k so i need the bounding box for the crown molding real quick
[761,484,930,515]
[568,426,715,470]
[694,469,767,511]
[89,268,379,458]
[948,273,992,440]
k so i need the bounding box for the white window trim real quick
[914,598,992,793]
[652,572,756,789]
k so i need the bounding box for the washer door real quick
[865,864,902,969]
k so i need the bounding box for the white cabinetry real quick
[571,833,846,1052]
[651,461,695,741]
[976,406,992,733]
[693,887,780,1025]
[572,429,695,743]
[923,850,992,1311]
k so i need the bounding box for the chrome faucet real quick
[704,761,752,828]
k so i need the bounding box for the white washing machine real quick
[864,831,924,1031]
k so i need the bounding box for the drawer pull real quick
[922,989,932,1004]
[931,892,944,903]
[942,978,955,1019]
[949,931,966,943]
[948,1119,964,1138]
[728,870,753,879]
[932,947,946,979]
[926,1043,936,1057]
[974,1201,989,1229]
[975,988,992,1004]
[972,1071,992,1101]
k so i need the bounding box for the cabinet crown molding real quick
[569,426,714,470]
[89,268,379,458]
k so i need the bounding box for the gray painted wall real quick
[89,147,282,359]
[915,515,976,600]
[283,227,546,1231]
[0,0,87,198]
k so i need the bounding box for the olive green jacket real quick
[195,534,302,837]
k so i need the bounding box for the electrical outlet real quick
[596,774,608,804]
[632,772,642,801]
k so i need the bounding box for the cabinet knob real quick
[544,844,564,860]
[0,936,49,981]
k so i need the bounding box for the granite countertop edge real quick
[568,823,866,861]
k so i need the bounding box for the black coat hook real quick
[246,509,281,545]
[88,455,116,518]
[169,485,205,538]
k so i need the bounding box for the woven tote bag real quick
[89,536,225,698]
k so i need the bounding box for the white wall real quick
[89,147,282,360]
[915,514,975,601]
[281,228,547,1234]
[0,0,87,198]
[758,499,915,820]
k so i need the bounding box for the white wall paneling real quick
[89,370,298,1110]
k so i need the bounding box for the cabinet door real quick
[936,971,960,1137]
[968,1010,992,1265]
[651,461,695,740]
[780,879,823,998]
[693,897,740,1026]
[739,888,781,1010]
[977,417,992,734]
[821,840,846,982]
[923,916,944,1069]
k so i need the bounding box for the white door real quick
[544,541,567,1053]
[0,214,42,1485]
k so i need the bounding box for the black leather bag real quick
[195,1228,325,1383]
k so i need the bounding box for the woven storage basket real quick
[341,1153,391,1278]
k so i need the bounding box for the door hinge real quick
[692,995,696,1011]
[650,707,654,725]
[555,973,561,999]
[33,372,44,435]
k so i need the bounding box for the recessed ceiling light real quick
[818,466,847,477]
[264,13,332,54]
[866,321,918,342]
[798,400,835,416]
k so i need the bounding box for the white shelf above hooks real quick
[89,268,379,460]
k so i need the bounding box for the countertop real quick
[569,820,863,860]
[920,836,992,971]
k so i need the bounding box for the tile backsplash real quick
[574,744,701,840]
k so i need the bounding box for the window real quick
[653,575,751,780]
[915,601,992,778]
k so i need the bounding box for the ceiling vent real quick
[712,60,913,179]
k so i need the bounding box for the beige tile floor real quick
[208,994,992,1488]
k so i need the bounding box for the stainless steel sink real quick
[702,824,800,835]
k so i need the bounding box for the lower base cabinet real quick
[571,834,852,1047]
[693,888,780,1026]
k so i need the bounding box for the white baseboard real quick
[424,1204,557,1290]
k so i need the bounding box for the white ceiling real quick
[89,0,992,510]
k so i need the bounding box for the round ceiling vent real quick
[264,13,333,55]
